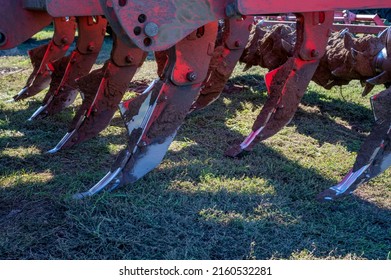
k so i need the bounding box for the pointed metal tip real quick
[73,169,122,198]
[46,147,60,154]
[5,99,15,103]
[13,87,29,101]
[46,130,77,154]
[28,104,48,122]
[72,192,90,200]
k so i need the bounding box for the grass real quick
[0,34,390,260]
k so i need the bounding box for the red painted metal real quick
[55,35,147,149]
[31,16,107,118]
[13,17,77,101]
[236,0,391,15]
[46,0,103,17]
[0,0,51,50]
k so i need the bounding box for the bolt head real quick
[311,49,319,57]
[87,44,95,52]
[144,22,159,37]
[61,37,69,44]
[125,55,134,64]
[186,72,197,82]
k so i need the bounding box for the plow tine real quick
[49,34,147,151]
[225,12,334,157]
[13,17,77,101]
[318,88,391,201]
[28,16,107,120]
[191,17,253,112]
[73,168,122,199]
[47,115,85,154]
[74,22,218,197]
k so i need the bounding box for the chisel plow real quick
[0,1,390,200]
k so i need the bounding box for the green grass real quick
[0,38,390,260]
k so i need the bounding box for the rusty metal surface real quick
[236,0,391,15]
[51,36,147,150]
[225,12,333,157]
[0,0,51,50]
[32,16,107,118]
[13,17,77,101]
[100,0,229,51]
[192,17,253,111]
[46,0,103,17]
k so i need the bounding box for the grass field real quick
[0,35,390,260]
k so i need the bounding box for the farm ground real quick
[0,33,390,260]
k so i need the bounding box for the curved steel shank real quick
[48,34,147,152]
[317,88,391,201]
[74,22,218,197]
[225,12,334,157]
[29,16,108,120]
[13,17,77,101]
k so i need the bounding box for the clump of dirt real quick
[46,56,71,94]
[313,31,384,89]
[147,82,200,140]
[24,44,49,86]
[240,24,295,71]
[28,44,48,70]
[128,79,150,94]
[155,51,168,77]
[62,61,141,148]
[240,24,386,91]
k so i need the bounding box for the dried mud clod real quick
[240,24,295,71]
[240,23,387,91]
[313,31,384,89]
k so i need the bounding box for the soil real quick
[240,24,295,71]
[28,44,48,71]
[313,32,383,89]
[12,44,51,101]
[192,46,234,110]
[154,51,168,78]
[240,24,385,90]
[46,56,71,96]
[254,59,319,141]
[128,79,150,94]
[147,82,200,140]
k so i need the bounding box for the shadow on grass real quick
[190,74,374,153]
[301,90,373,131]
[0,70,389,260]
[1,135,390,260]
[1,88,390,260]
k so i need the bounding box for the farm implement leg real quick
[225,12,334,157]
[155,17,253,113]
[191,17,253,111]
[316,27,391,200]
[13,17,77,101]
[47,34,147,152]
[29,16,107,120]
[72,22,218,198]
[317,88,391,201]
